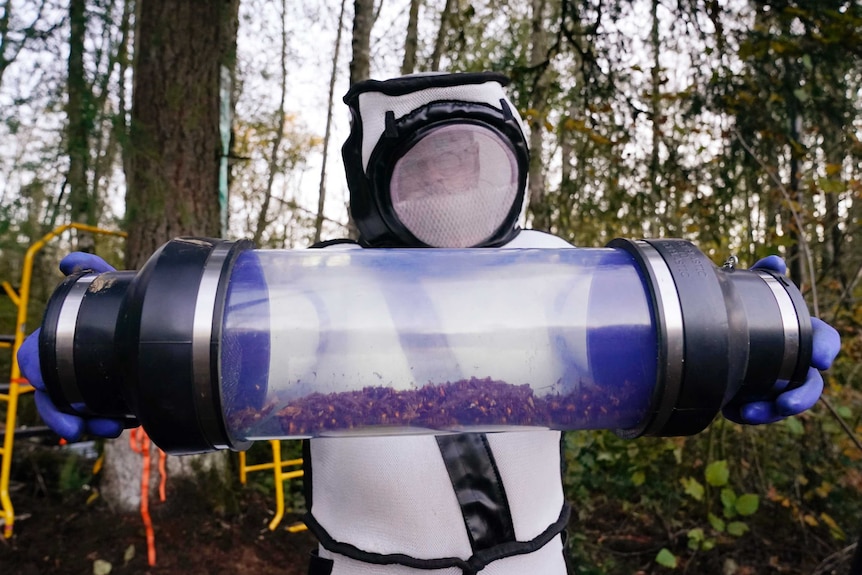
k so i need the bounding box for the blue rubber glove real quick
[722,255,841,425]
[18,252,126,441]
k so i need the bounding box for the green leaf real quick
[735,493,760,516]
[682,477,705,501]
[706,460,729,487]
[784,417,805,436]
[656,548,678,568]
[727,521,750,536]
[93,559,113,575]
[688,527,704,550]
[793,87,810,103]
[632,470,646,486]
[708,512,726,532]
[819,178,846,195]
[720,487,737,509]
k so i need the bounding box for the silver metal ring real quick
[634,241,685,433]
[756,271,800,386]
[55,274,97,409]
[192,242,234,450]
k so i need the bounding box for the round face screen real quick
[389,124,520,248]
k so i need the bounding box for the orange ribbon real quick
[129,428,167,567]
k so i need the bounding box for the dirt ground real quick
[1,438,858,575]
[1,480,317,575]
[0,437,317,575]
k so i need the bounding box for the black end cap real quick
[39,270,139,424]
[609,239,730,438]
[118,238,253,455]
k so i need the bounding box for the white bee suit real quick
[304,230,575,575]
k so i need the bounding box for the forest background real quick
[1,0,862,573]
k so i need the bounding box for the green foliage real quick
[656,547,678,568]
[564,392,862,571]
[58,453,91,493]
[681,476,704,501]
[705,460,729,487]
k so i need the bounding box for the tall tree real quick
[124,0,239,265]
[345,0,376,238]
[66,0,95,250]
[525,0,554,232]
[429,0,453,71]
[315,0,348,243]
[102,0,241,511]
[253,0,289,246]
[401,0,421,74]
[350,0,374,84]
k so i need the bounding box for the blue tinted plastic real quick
[220,248,657,439]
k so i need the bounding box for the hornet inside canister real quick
[38,237,812,454]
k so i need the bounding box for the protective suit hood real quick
[342,72,529,248]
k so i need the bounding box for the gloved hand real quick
[18,252,126,441]
[722,255,841,425]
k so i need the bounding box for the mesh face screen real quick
[389,124,519,248]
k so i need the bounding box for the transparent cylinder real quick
[219,248,658,440]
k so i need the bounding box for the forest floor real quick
[0,437,858,575]
[0,478,317,575]
[0,437,317,575]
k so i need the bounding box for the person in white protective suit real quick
[302,72,574,575]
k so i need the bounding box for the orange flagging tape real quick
[158,450,167,502]
[130,428,166,566]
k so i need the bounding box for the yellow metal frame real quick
[238,440,306,532]
[1,223,126,538]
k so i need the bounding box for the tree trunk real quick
[102,0,240,513]
[349,0,374,84]
[648,0,663,238]
[91,0,134,236]
[820,103,848,288]
[526,0,552,232]
[66,0,95,250]
[315,0,348,243]
[124,0,239,264]
[401,0,421,74]
[345,0,375,239]
[429,0,452,72]
[786,88,804,286]
[253,0,289,246]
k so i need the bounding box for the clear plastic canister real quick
[37,237,813,453]
[219,247,658,440]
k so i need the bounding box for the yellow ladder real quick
[238,440,306,532]
[0,316,33,539]
[1,223,126,538]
